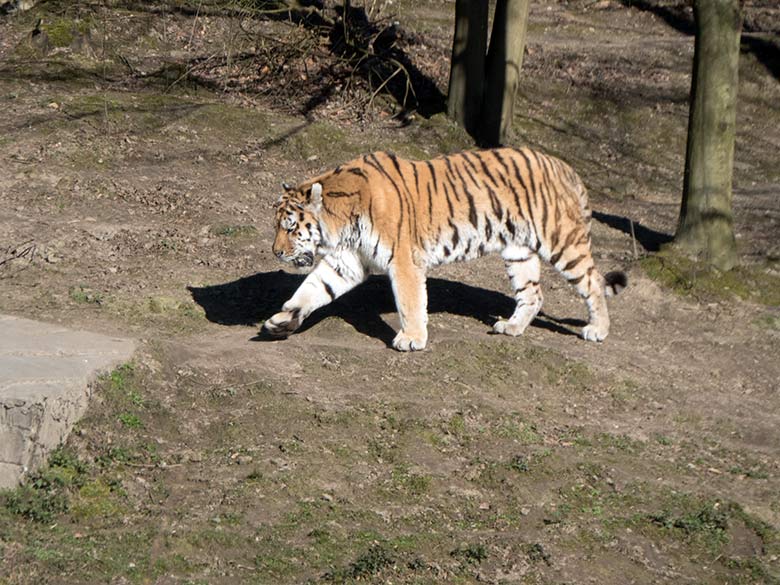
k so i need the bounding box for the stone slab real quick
[0,314,135,488]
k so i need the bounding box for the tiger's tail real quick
[604,271,628,297]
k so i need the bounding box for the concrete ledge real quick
[0,315,135,488]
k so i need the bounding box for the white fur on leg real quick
[581,324,608,342]
[580,290,610,342]
[264,309,303,337]
[264,251,366,337]
[392,330,428,351]
[494,248,542,337]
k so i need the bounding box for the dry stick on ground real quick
[335,26,418,112]
[188,0,203,50]
[0,240,36,278]
[115,0,326,20]
[163,52,220,93]
[629,219,638,259]
[123,461,183,469]
[368,63,404,109]
[172,1,419,115]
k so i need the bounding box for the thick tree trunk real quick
[481,0,530,146]
[447,0,489,138]
[675,0,742,271]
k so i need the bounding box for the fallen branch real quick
[0,240,36,278]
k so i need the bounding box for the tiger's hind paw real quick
[263,310,302,338]
[392,331,427,352]
[581,324,608,342]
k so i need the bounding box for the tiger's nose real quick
[275,250,284,258]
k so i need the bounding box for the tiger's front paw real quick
[581,324,608,342]
[263,309,302,338]
[392,330,427,352]
[492,319,528,337]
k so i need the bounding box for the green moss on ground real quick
[641,248,780,306]
[43,18,92,48]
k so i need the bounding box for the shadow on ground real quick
[108,0,446,116]
[617,0,780,80]
[593,211,673,252]
[189,272,580,347]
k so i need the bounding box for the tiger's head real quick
[272,181,324,268]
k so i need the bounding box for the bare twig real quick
[188,0,203,50]
[164,52,219,93]
[124,461,183,468]
[0,240,37,278]
[368,63,403,108]
[629,219,638,259]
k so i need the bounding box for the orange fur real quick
[266,147,626,350]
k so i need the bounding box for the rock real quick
[0,315,135,488]
[0,1,38,15]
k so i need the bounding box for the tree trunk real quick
[675,0,742,271]
[481,0,530,146]
[447,0,489,138]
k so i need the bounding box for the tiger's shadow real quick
[188,271,581,347]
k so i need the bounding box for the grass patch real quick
[146,296,205,321]
[646,498,733,551]
[450,542,488,566]
[43,17,92,48]
[93,363,160,436]
[186,102,271,142]
[523,345,594,388]
[324,543,395,582]
[416,113,474,154]
[609,378,642,405]
[1,448,89,523]
[508,454,531,473]
[493,414,542,444]
[118,412,143,429]
[100,363,139,405]
[728,464,770,480]
[281,120,360,164]
[641,249,780,305]
[635,490,780,581]
[444,412,468,442]
[391,465,431,496]
[755,314,780,330]
[593,432,644,455]
[70,480,125,521]
[69,284,104,305]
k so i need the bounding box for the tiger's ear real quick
[308,182,323,211]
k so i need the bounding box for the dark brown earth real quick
[1,1,779,584]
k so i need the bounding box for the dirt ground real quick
[1,1,779,584]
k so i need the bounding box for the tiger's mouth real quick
[292,251,314,268]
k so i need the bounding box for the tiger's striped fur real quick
[265,147,626,351]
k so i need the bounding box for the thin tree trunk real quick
[481,0,530,146]
[447,0,489,138]
[676,0,742,271]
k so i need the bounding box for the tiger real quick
[264,147,626,351]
